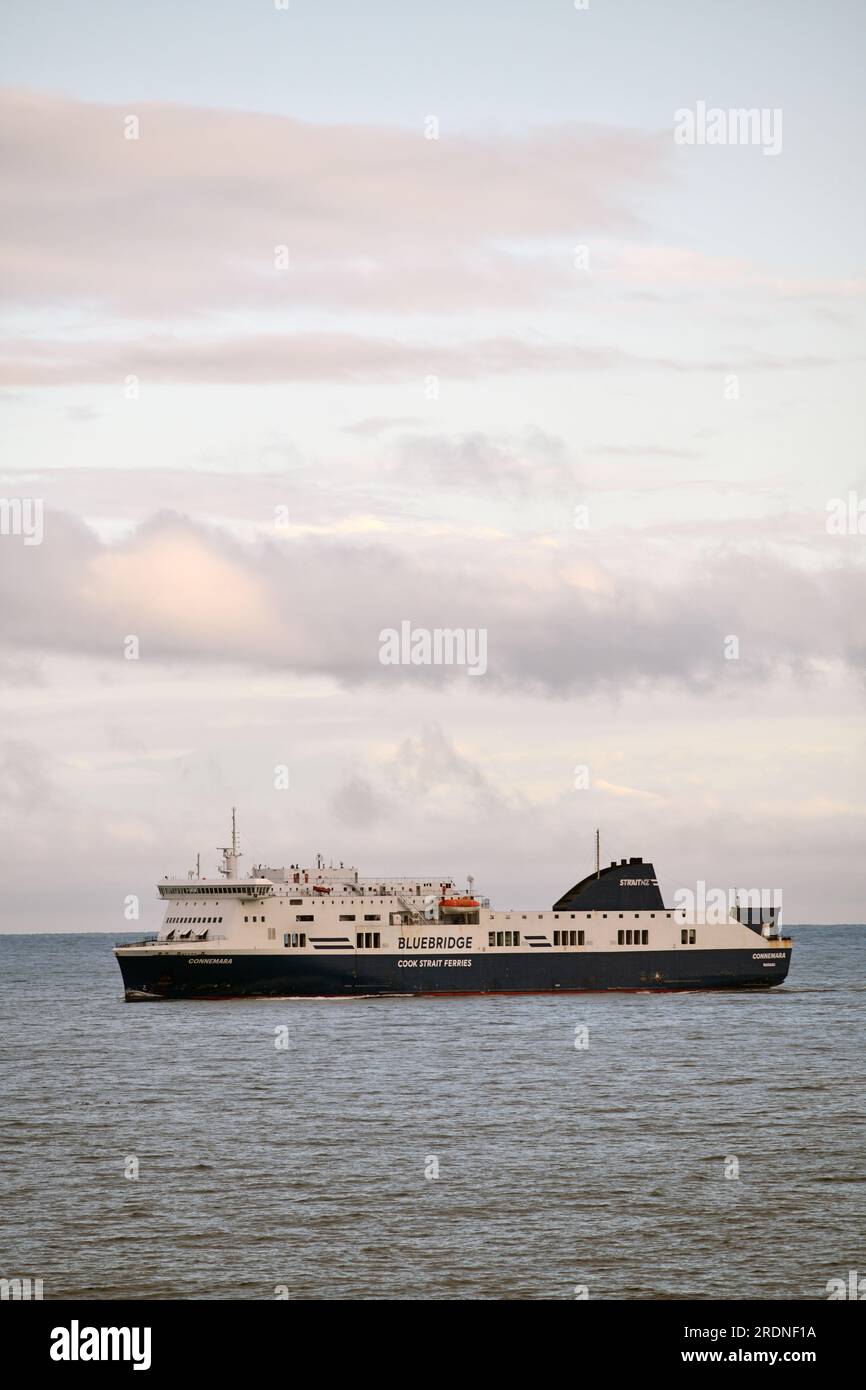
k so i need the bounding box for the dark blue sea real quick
[1,927,863,1300]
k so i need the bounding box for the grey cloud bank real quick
[1,511,863,694]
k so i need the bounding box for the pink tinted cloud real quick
[0,331,843,387]
[0,89,668,316]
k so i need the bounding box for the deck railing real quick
[115,934,228,948]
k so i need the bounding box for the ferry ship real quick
[114,813,793,999]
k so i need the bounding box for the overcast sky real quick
[1,1,864,928]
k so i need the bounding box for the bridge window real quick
[364,914,380,922]
[339,914,356,921]
[296,914,314,922]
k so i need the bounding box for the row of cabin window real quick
[618,929,650,945]
[284,897,413,906]
[167,916,224,924]
[488,931,521,946]
[495,912,673,920]
[283,933,307,947]
[247,912,382,924]
[553,930,585,946]
[174,886,245,894]
[356,932,382,949]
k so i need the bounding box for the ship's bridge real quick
[158,878,273,900]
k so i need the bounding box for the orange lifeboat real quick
[439,896,479,908]
[312,884,332,894]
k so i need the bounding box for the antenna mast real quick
[218,807,242,880]
[596,828,600,879]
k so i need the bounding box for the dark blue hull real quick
[116,946,792,999]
